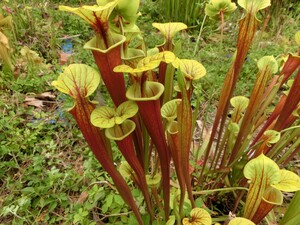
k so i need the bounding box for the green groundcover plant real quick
[52,0,300,224]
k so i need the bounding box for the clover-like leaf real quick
[272,170,300,192]
[59,0,120,32]
[52,64,101,99]
[174,59,206,80]
[205,0,237,20]
[90,106,116,129]
[295,31,300,47]
[230,96,249,112]
[257,56,278,74]
[182,208,212,225]
[161,99,181,122]
[262,130,281,147]
[152,22,187,41]
[238,0,271,15]
[228,217,255,225]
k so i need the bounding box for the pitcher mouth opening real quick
[84,33,126,54]
[126,81,164,101]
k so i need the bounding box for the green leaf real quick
[161,99,181,122]
[280,191,300,225]
[52,64,101,99]
[272,170,300,192]
[228,217,255,225]
[238,0,270,14]
[182,208,212,225]
[152,22,187,41]
[257,56,278,74]
[90,106,116,129]
[173,59,206,80]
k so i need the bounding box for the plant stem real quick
[193,15,207,56]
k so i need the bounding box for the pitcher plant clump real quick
[53,0,300,224]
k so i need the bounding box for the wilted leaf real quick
[20,46,43,64]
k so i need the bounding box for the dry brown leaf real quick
[24,97,44,108]
[77,191,89,204]
[59,52,72,65]
[38,92,56,100]
[196,120,209,139]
